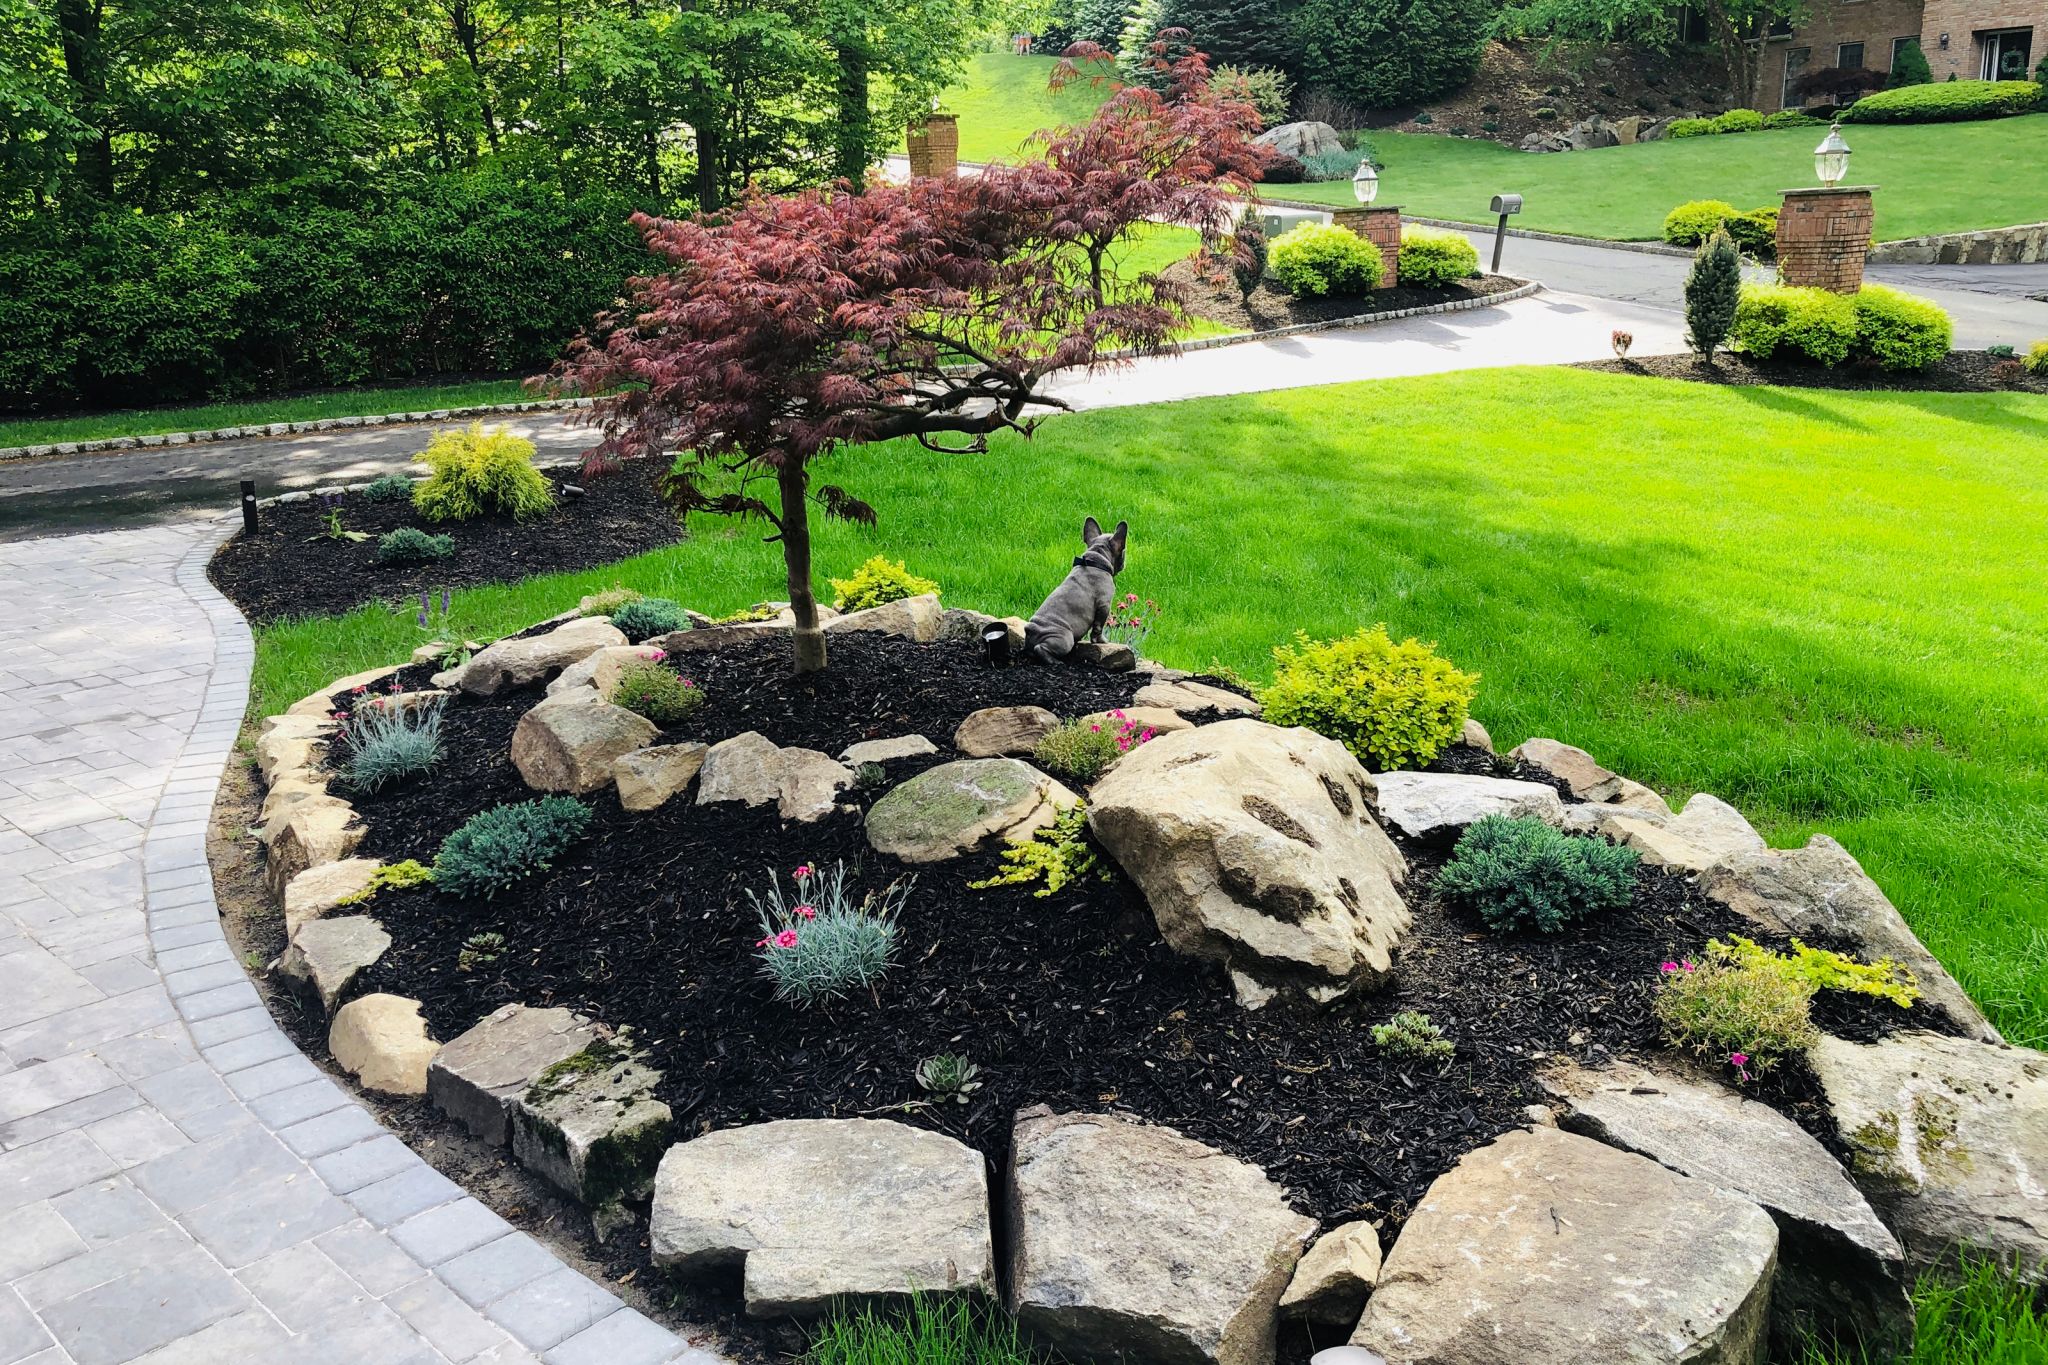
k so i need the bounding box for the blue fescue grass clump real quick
[1435,814,1640,932]
[432,797,592,900]
[748,861,906,1004]
[342,695,445,792]
[376,527,455,565]
[363,473,416,503]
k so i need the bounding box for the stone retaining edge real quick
[166,523,720,1365]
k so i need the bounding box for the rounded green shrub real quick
[611,660,705,726]
[1726,208,1779,257]
[432,797,592,900]
[1710,108,1764,133]
[375,527,455,565]
[1662,200,1741,246]
[1033,719,1126,785]
[1655,956,1818,1071]
[830,555,940,612]
[1269,223,1383,298]
[1262,625,1478,771]
[1760,109,1826,129]
[1730,283,1857,366]
[1667,117,1717,138]
[411,422,555,523]
[609,597,688,640]
[2026,340,2048,376]
[1434,814,1641,932]
[1842,79,2042,123]
[1397,227,1480,287]
[1852,284,1952,370]
[362,473,415,503]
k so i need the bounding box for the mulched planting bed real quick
[1576,348,2048,395]
[1165,259,1524,333]
[207,456,680,624]
[315,628,1961,1360]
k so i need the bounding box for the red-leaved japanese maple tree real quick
[546,43,1266,674]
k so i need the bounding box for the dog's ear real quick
[1111,521,1128,549]
[1082,516,1102,544]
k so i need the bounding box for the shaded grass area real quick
[250,367,2048,1048]
[0,378,532,448]
[1265,117,2048,242]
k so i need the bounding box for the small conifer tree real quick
[1887,39,1932,88]
[1685,228,1742,364]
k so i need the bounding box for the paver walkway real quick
[0,524,713,1365]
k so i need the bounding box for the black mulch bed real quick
[1165,259,1523,334]
[327,630,1953,1356]
[1576,348,2048,396]
[207,457,681,625]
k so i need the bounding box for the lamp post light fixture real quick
[1814,122,1851,188]
[1352,159,1379,206]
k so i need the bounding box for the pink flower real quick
[774,929,799,949]
[793,865,812,881]
[1659,961,1681,974]
[793,904,816,920]
[755,936,772,948]
[1728,1052,1749,1068]
[1129,616,1142,626]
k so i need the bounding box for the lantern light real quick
[1814,122,1851,188]
[1352,159,1379,206]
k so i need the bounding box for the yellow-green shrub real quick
[1397,227,1480,287]
[2028,340,2048,376]
[1262,625,1478,770]
[1269,223,1383,298]
[830,555,939,612]
[411,423,555,523]
[1710,108,1764,133]
[1663,200,1742,246]
[1730,283,1857,365]
[1852,284,1952,370]
[1654,956,1819,1070]
[1711,936,1921,1008]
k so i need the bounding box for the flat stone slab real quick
[1813,1030,2048,1284]
[1134,679,1262,718]
[866,758,1076,863]
[839,734,938,766]
[953,706,1059,758]
[1545,1059,1909,1353]
[445,616,627,695]
[651,1117,994,1316]
[1352,1125,1778,1365]
[1008,1107,1314,1365]
[428,1004,597,1145]
[1605,793,1766,871]
[512,1051,673,1240]
[274,914,391,1017]
[821,593,942,642]
[1367,770,1567,839]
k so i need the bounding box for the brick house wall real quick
[1756,0,2046,111]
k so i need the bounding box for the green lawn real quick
[935,53,1115,163]
[254,367,2048,1049]
[1264,117,2048,242]
[0,378,535,449]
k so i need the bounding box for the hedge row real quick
[1842,79,2043,123]
[1731,283,1952,370]
[0,172,647,413]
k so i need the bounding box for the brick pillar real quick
[906,115,959,179]
[1776,187,1875,294]
[1329,206,1402,289]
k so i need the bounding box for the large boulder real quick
[273,915,391,1017]
[446,617,627,696]
[1007,1108,1314,1365]
[1277,1220,1380,1328]
[330,994,439,1096]
[1366,771,1566,839]
[650,1118,995,1316]
[866,758,1077,863]
[1702,836,1997,1041]
[511,696,659,794]
[1603,793,1766,871]
[428,1004,597,1145]
[1544,1060,1910,1355]
[613,742,709,812]
[1088,720,1410,1006]
[954,705,1060,758]
[1811,1031,2048,1283]
[1352,1126,1777,1365]
[696,731,855,823]
[512,1051,673,1241]
[823,593,942,642]
[1254,120,1344,161]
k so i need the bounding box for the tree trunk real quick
[831,41,871,187]
[777,459,827,673]
[55,0,114,199]
[450,2,502,153]
[691,99,723,210]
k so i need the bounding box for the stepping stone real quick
[1088,720,1409,1007]
[274,915,391,1017]
[1278,1220,1381,1328]
[1008,1107,1314,1365]
[512,1051,673,1241]
[1366,770,1566,839]
[838,734,938,766]
[1544,1059,1910,1354]
[1352,1126,1778,1365]
[613,743,709,812]
[651,1117,994,1316]
[428,1004,597,1145]
[866,758,1077,864]
[511,696,658,794]
[331,994,440,1095]
[953,706,1059,757]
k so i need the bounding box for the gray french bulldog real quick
[1024,517,1128,664]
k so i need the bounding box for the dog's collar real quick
[1072,549,1117,573]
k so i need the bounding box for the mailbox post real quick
[1488,193,1522,274]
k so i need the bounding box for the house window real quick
[1981,28,2033,79]
[1890,35,1917,68]
[1839,41,1866,68]
[1783,47,1811,105]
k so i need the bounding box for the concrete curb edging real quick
[158,523,721,1365]
[1146,276,1543,355]
[0,397,598,465]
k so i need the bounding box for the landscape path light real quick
[1814,122,1851,188]
[1352,158,1378,206]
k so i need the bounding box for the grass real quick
[806,1295,1049,1365]
[250,367,2048,1049]
[935,52,1116,164]
[1263,117,2048,242]
[1797,1255,2048,1364]
[0,378,534,449]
